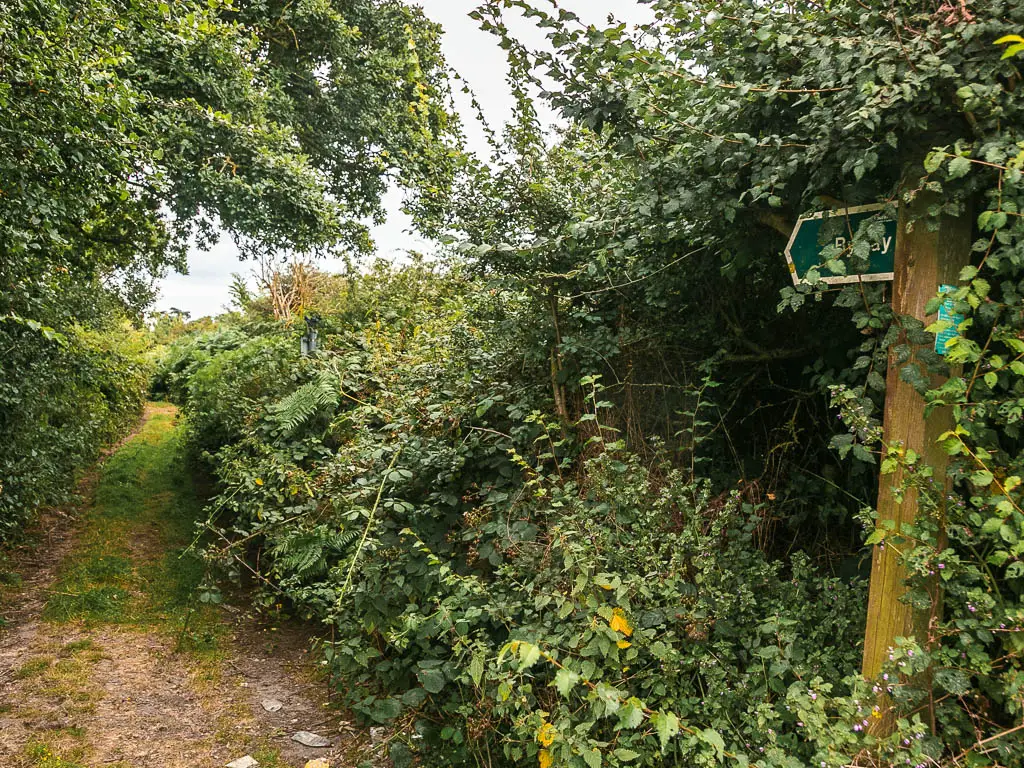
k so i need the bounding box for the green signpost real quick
[784,203,897,285]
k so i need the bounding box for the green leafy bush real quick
[0,319,149,540]
[166,268,886,767]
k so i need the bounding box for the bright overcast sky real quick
[155,0,654,318]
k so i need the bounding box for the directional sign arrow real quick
[784,203,897,286]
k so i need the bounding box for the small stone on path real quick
[225,757,259,768]
[292,730,331,747]
[304,761,331,768]
[261,698,284,712]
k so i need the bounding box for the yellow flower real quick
[537,722,558,747]
[609,608,633,637]
[539,749,553,768]
[617,640,632,649]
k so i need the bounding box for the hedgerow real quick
[0,317,149,540]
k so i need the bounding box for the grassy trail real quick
[0,405,356,768]
[41,403,219,641]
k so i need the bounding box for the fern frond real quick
[269,370,340,435]
[269,525,357,579]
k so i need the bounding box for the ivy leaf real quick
[401,687,427,708]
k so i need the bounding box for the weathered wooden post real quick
[861,187,972,733]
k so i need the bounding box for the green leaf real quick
[469,653,485,687]
[651,711,680,752]
[553,667,580,697]
[948,155,972,180]
[518,642,542,671]
[583,748,602,768]
[371,697,402,721]
[401,687,427,708]
[934,668,972,695]
[613,749,641,762]
[390,742,414,768]
[924,151,946,173]
[971,470,994,487]
[700,727,726,759]
[617,698,645,729]
[418,668,446,694]
[983,517,1004,535]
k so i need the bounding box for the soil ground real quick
[0,404,371,768]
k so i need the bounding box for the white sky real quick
[155,0,654,318]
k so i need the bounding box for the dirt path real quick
[0,404,368,768]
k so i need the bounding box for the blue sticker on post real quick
[935,284,963,356]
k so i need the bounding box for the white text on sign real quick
[834,235,894,254]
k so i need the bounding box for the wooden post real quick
[862,188,972,733]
